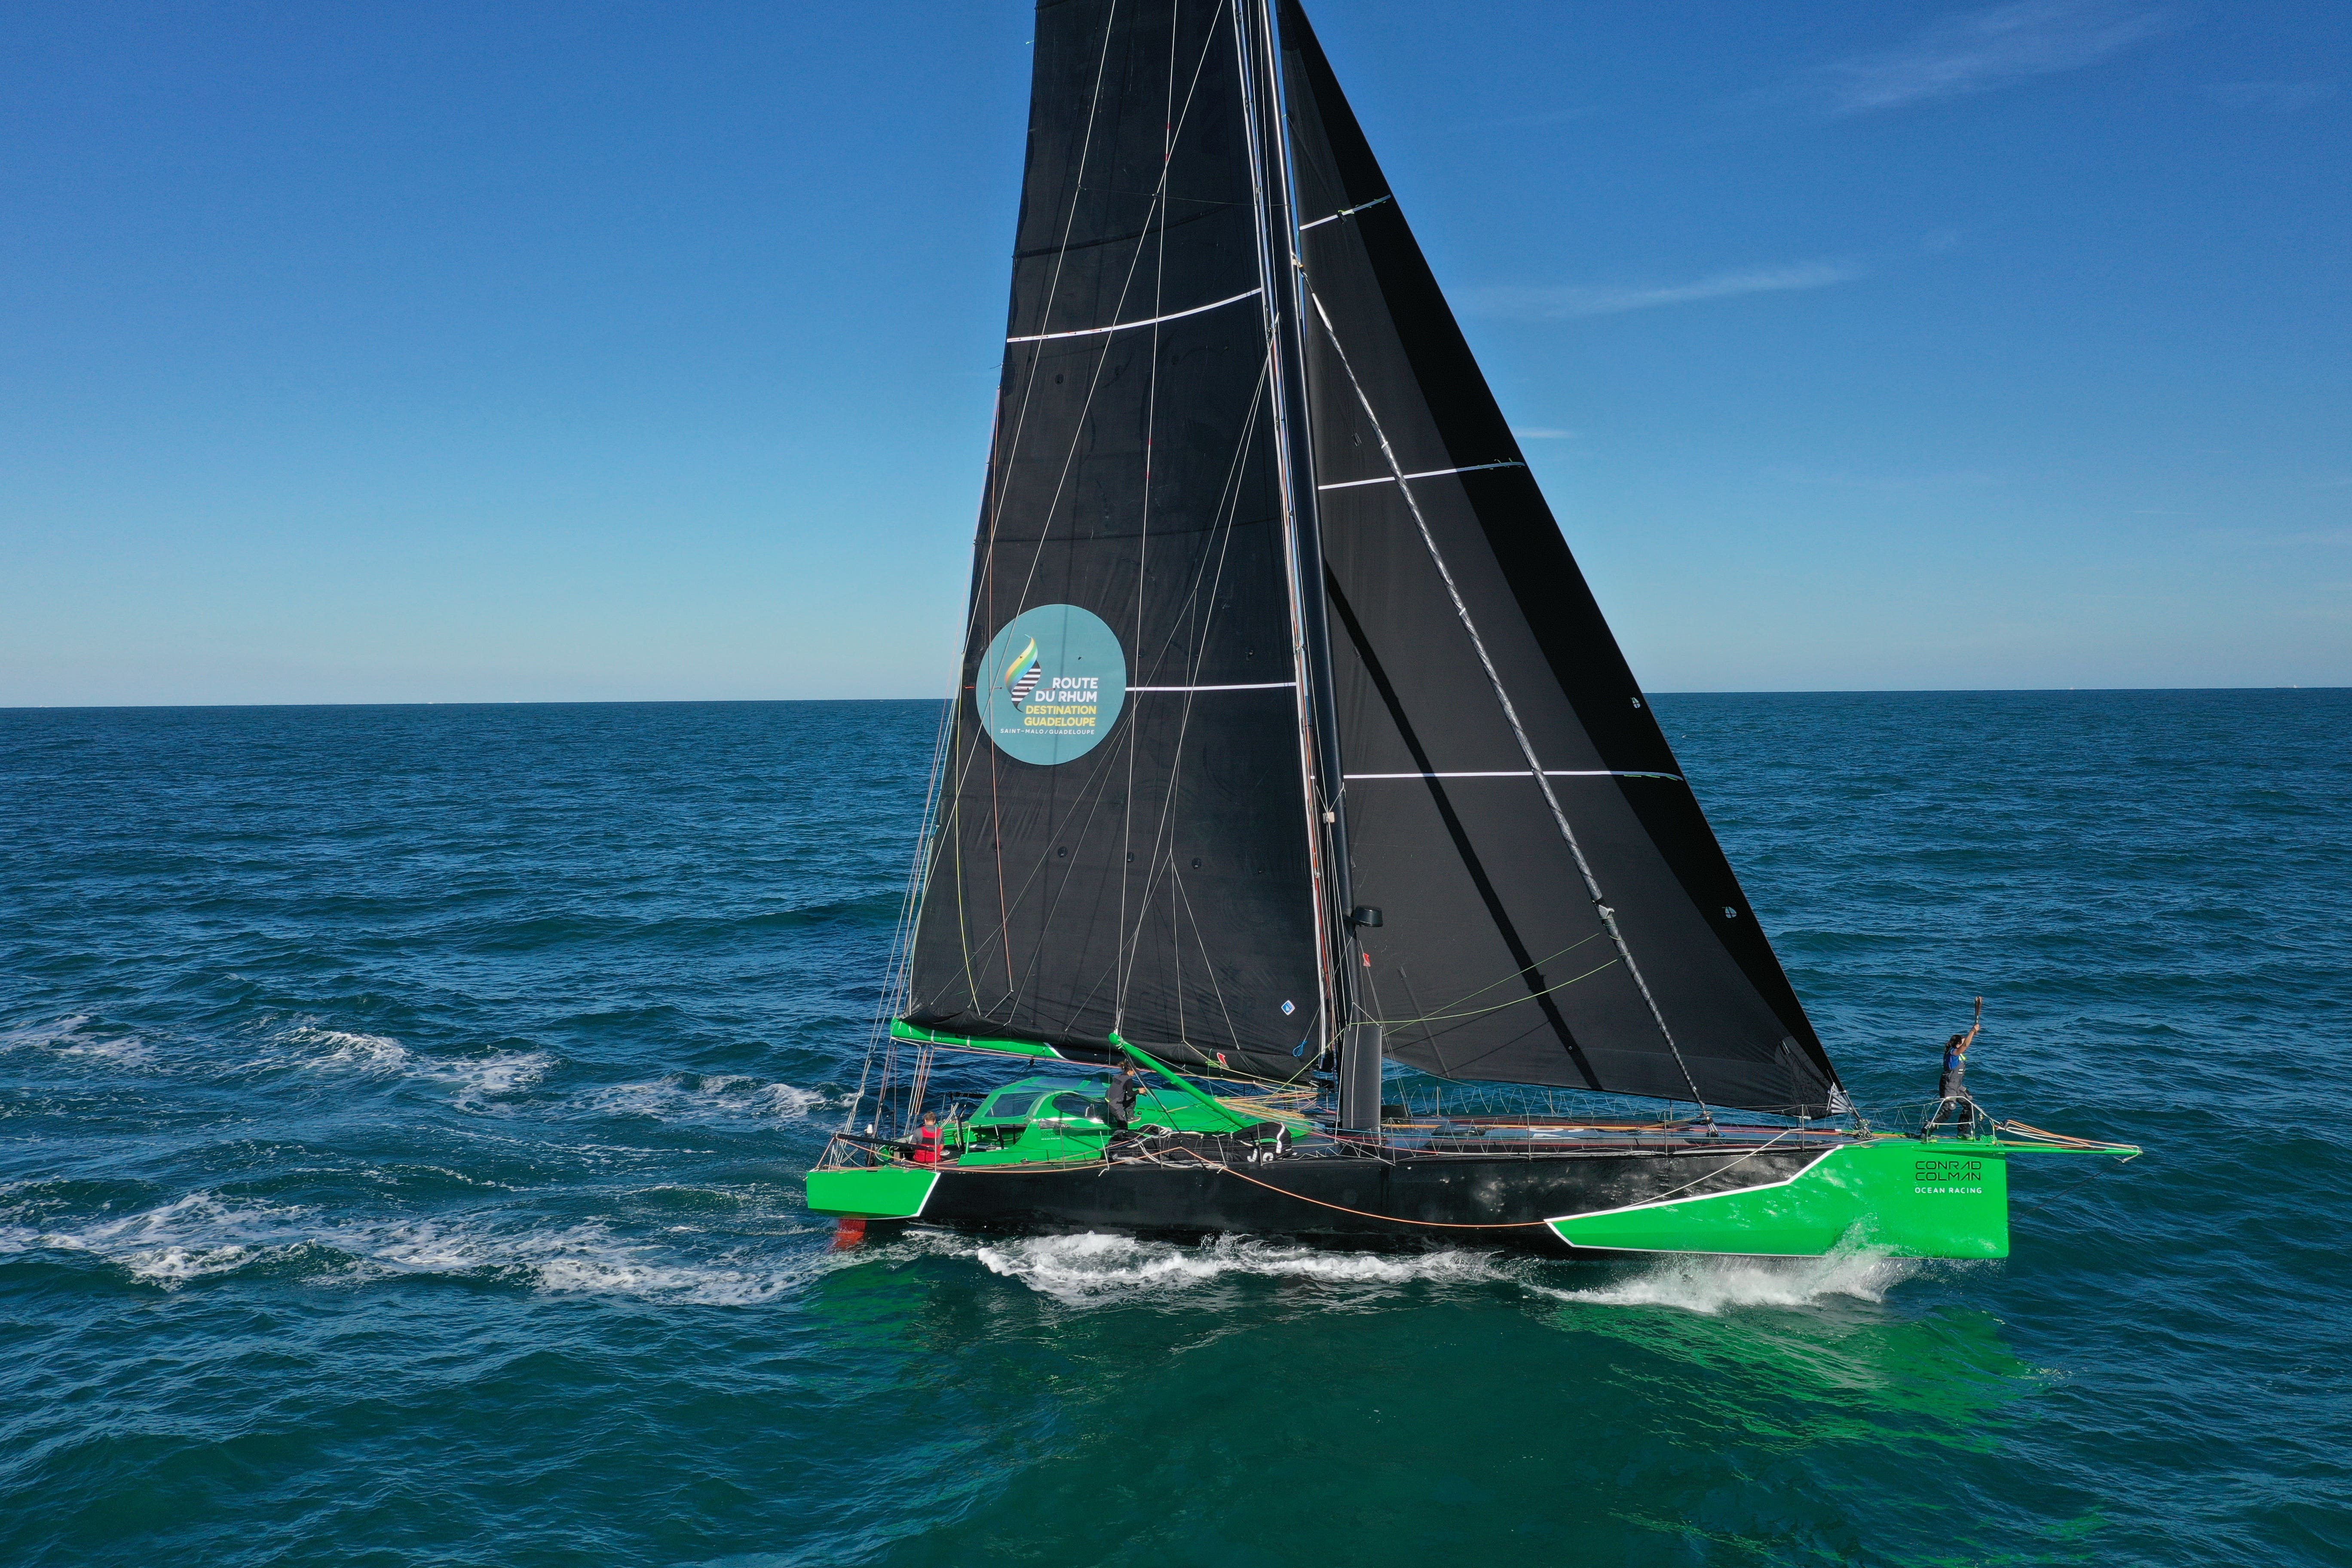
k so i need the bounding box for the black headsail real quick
[1277,0,1844,1115]
[901,0,1328,1081]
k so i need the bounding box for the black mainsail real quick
[1278,0,1841,1115]
[901,0,1326,1081]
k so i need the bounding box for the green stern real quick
[804,1162,939,1221]
[1550,1137,2011,1259]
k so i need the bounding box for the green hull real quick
[1548,1138,2010,1259]
[803,1135,2058,1259]
[804,1163,938,1220]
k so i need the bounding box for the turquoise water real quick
[3,692,2346,1566]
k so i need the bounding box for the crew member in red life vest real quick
[912,1112,944,1166]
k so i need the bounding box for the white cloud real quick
[1467,261,1864,320]
[2203,81,2337,113]
[1510,427,1581,439]
[1820,1,2182,116]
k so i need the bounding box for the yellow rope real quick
[1998,1120,2140,1153]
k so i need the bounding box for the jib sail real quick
[1279,0,1844,1115]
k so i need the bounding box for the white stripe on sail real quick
[1344,769,1684,781]
[1007,287,1263,344]
[1317,460,1524,492]
[1298,194,1393,232]
[1127,681,1299,693]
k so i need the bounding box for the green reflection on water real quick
[782,1234,2073,1568]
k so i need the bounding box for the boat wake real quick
[1535,1238,1923,1314]
[0,1189,833,1305]
[937,1231,1512,1306]
[864,1229,1926,1315]
[4,1184,1929,1317]
[263,1021,554,1106]
[581,1074,830,1125]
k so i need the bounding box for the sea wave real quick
[580,1074,830,1124]
[0,1189,826,1304]
[0,1191,309,1284]
[265,1021,553,1106]
[359,1217,827,1304]
[0,1014,154,1068]
[282,1025,413,1072]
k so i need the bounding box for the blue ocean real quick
[3,692,2345,1566]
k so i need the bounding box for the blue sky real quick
[2,0,2344,704]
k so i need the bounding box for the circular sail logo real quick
[975,604,1127,765]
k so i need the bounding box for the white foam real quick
[293,1027,413,1072]
[0,1191,311,1283]
[2,1189,824,1303]
[0,1015,92,1050]
[351,1216,831,1304]
[2,1156,1917,1315]
[926,1230,1511,1306]
[534,1248,823,1305]
[760,1083,828,1117]
[268,1022,548,1105]
[440,1051,553,1105]
[1537,1237,1921,1314]
[853,1228,1923,1316]
[124,1244,260,1283]
[57,1037,155,1066]
[581,1075,829,1124]
[0,1015,153,1066]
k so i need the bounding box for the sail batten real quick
[1006,285,1265,343]
[1318,461,1523,491]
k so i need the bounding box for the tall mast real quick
[1237,0,1374,1127]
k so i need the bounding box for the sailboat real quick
[806,0,2135,1257]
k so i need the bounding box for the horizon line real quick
[2,685,2342,714]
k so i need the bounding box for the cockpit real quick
[970,1077,1112,1127]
